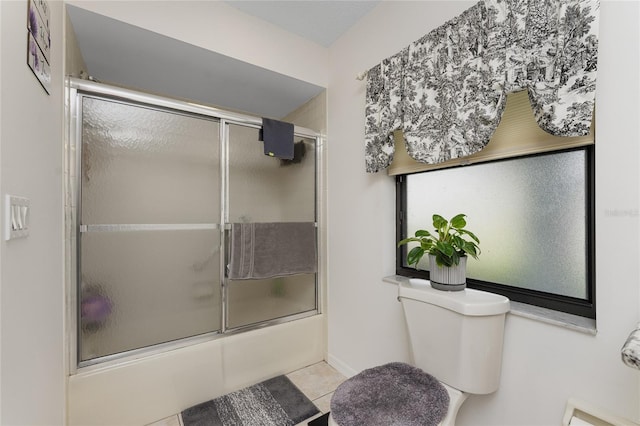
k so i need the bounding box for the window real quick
[396,147,595,318]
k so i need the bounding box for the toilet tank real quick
[398,278,510,395]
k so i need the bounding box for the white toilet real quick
[329,278,510,426]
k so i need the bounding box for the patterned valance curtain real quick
[365,0,600,173]
[387,90,594,176]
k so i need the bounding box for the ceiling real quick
[67,1,380,119]
[223,1,379,48]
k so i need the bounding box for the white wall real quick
[327,1,640,425]
[65,0,328,88]
[0,2,3,422]
[0,1,65,425]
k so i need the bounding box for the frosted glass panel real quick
[406,150,587,299]
[79,96,221,362]
[227,124,317,326]
[81,97,220,224]
[228,124,315,222]
[227,274,316,329]
[79,230,221,361]
[75,92,320,363]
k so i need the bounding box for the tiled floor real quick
[147,361,347,426]
[287,361,347,424]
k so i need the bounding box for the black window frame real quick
[395,146,596,319]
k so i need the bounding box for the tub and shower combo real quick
[65,79,324,425]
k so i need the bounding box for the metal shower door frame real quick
[66,78,323,372]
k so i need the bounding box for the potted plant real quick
[398,213,480,291]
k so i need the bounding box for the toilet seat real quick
[329,382,467,426]
[328,363,468,426]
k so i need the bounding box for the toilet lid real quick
[330,362,449,426]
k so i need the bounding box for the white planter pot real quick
[428,254,467,291]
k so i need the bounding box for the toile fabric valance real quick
[365,0,600,173]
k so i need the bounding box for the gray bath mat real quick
[181,375,319,426]
[330,362,449,426]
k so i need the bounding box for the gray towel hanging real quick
[228,222,317,280]
[259,118,294,159]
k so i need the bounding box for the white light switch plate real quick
[5,195,30,240]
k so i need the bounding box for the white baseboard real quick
[327,353,358,378]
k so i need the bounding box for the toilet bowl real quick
[438,383,468,426]
[328,278,509,426]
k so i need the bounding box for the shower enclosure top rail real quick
[67,78,320,140]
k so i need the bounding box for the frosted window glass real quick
[405,150,587,299]
[81,97,220,224]
[79,230,221,362]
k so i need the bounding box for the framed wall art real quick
[27,0,51,94]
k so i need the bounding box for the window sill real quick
[508,301,596,335]
[384,275,597,335]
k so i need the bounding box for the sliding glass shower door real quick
[226,124,317,329]
[72,81,320,367]
[78,97,222,362]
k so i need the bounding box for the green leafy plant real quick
[398,213,480,268]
